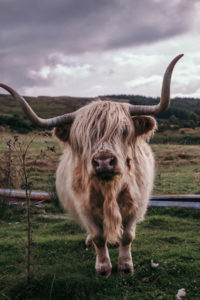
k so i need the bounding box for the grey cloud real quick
[106,0,197,49]
[1,0,197,52]
[0,0,198,92]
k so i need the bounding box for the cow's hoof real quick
[96,264,112,278]
[118,262,134,276]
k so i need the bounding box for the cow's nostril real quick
[92,158,100,168]
[109,157,115,166]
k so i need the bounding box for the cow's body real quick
[55,101,156,276]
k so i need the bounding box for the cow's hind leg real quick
[93,234,112,278]
[118,218,136,276]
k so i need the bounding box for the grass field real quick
[152,144,200,194]
[0,207,200,300]
[0,132,200,299]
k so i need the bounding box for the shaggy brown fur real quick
[55,100,156,277]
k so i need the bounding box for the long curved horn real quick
[129,54,184,115]
[0,83,76,127]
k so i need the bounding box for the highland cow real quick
[0,54,183,277]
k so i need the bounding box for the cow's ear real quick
[53,123,73,142]
[132,116,157,137]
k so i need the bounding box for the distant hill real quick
[0,93,200,133]
[1,93,200,117]
[0,93,129,118]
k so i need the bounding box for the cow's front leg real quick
[85,234,93,249]
[118,243,134,275]
[93,234,112,278]
[118,219,136,276]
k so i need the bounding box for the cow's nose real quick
[92,155,116,172]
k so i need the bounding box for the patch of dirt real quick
[156,150,200,166]
[26,159,57,172]
[194,172,200,180]
[178,154,193,159]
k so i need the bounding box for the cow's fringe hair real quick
[70,101,134,157]
[103,191,122,243]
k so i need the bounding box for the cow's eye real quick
[126,157,131,168]
[122,129,128,139]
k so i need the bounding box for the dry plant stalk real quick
[0,135,36,282]
[12,135,36,282]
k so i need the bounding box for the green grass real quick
[154,164,200,194]
[0,207,200,299]
[152,144,200,194]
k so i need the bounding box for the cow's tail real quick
[103,193,122,243]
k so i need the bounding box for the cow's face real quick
[55,101,156,181]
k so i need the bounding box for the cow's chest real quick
[89,184,134,224]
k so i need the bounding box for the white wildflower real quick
[176,288,186,300]
[151,259,159,268]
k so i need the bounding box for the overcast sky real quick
[1,0,200,98]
